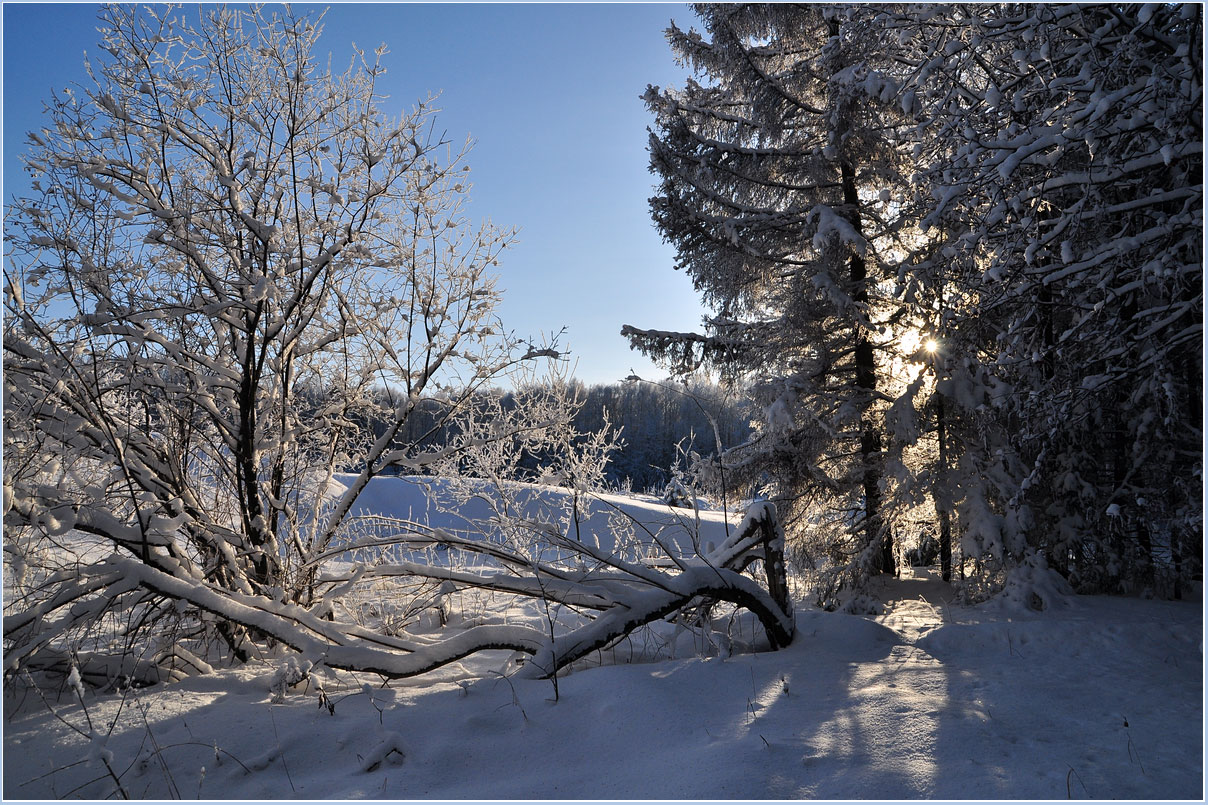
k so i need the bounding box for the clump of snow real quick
[268,655,313,703]
[841,593,884,616]
[986,551,1074,614]
[65,665,85,699]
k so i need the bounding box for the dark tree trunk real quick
[937,392,952,582]
[841,156,890,575]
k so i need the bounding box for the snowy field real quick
[326,473,738,562]
[4,479,1203,800]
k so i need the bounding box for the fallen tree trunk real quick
[5,501,795,682]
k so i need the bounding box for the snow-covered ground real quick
[326,472,738,562]
[4,480,1203,800]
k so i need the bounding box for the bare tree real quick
[4,5,794,683]
[4,4,530,663]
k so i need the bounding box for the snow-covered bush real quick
[661,477,694,510]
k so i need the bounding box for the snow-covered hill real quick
[327,472,739,561]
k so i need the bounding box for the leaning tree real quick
[4,5,794,686]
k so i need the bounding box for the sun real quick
[923,338,939,354]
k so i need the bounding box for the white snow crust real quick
[3,487,1202,800]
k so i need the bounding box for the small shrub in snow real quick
[842,595,885,617]
[359,732,406,773]
[990,553,1074,614]
[269,656,313,703]
[662,475,694,509]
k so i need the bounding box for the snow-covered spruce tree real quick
[908,4,1202,598]
[859,5,1044,595]
[625,4,920,604]
[2,5,541,670]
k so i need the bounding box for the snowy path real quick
[778,570,961,798]
[753,570,1201,799]
[870,566,954,643]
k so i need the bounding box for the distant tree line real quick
[567,378,752,493]
[359,378,752,495]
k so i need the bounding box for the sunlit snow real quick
[4,482,1201,800]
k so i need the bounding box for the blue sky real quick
[2,3,705,386]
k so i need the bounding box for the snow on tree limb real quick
[4,500,794,680]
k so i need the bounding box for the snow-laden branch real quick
[4,501,795,681]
